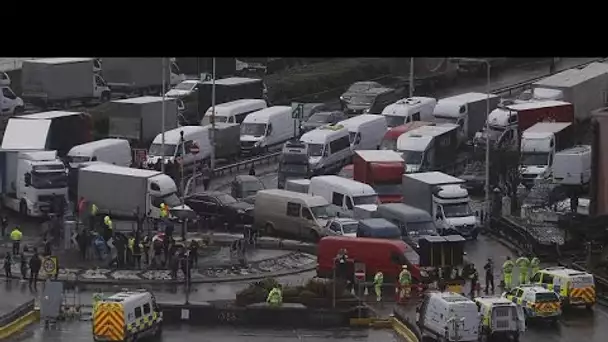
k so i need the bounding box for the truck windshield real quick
[380,138,397,151]
[149,143,177,157]
[240,123,267,136]
[32,171,68,189]
[407,221,437,236]
[434,115,458,125]
[521,152,550,166]
[442,203,473,218]
[353,195,378,205]
[201,115,228,125]
[402,150,423,165]
[384,115,405,128]
[307,143,324,157]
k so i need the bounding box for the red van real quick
[317,236,421,282]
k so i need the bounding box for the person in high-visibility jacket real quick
[92,293,103,312]
[515,256,530,285]
[10,227,22,256]
[89,203,98,231]
[398,265,412,302]
[266,285,283,307]
[529,256,540,279]
[374,271,384,302]
[502,256,515,290]
[160,203,169,219]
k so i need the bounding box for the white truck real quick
[520,122,574,187]
[21,58,111,109]
[526,62,608,122]
[552,145,592,186]
[78,163,188,219]
[0,150,68,217]
[402,172,479,239]
[102,58,185,96]
[432,92,500,147]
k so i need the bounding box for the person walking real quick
[484,258,495,294]
[90,203,98,232]
[398,265,412,303]
[20,253,27,281]
[248,165,256,176]
[529,256,540,280]
[469,264,479,298]
[515,255,530,285]
[10,226,22,256]
[132,237,143,270]
[77,230,88,260]
[1,215,8,238]
[201,163,211,191]
[502,256,515,290]
[43,237,52,257]
[373,271,384,303]
[28,251,41,288]
[4,252,12,279]
[188,240,199,268]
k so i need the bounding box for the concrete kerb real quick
[0,300,39,340]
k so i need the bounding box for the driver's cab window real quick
[302,207,314,220]
[95,75,105,86]
[541,274,554,284]
[508,113,518,124]
[412,112,421,121]
[323,144,329,157]
[530,272,541,283]
[435,205,443,219]
[345,196,354,210]
[353,133,361,145]
[457,119,465,129]
[329,222,341,233]
[151,196,163,208]
[515,289,524,297]
[229,116,235,123]
[266,124,273,136]
[2,87,16,99]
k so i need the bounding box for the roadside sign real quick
[291,103,304,119]
[42,256,58,276]
[354,262,366,282]
[190,142,200,155]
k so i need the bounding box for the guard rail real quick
[186,57,608,194]
[0,299,35,328]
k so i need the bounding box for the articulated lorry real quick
[278,140,310,189]
[0,150,68,217]
[101,58,185,96]
[21,58,111,109]
[78,163,187,219]
[397,124,460,174]
[353,150,404,203]
[402,172,478,239]
[105,96,178,148]
[520,122,574,187]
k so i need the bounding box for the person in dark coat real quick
[28,251,41,287]
[20,253,27,281]
[169,251,180,279]
[77,230,89,260]
[248,165,256,176]
[188,240,199,267]
[201,163,211,190]
[4,252,12,279]
[43,237,52,257]
[115,235,126,269]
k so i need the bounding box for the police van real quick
[93,290,163,342]
[502,284,562,322]
[531,266,596,309]
[474,296,525,341]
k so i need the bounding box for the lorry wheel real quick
[19,201,27,217]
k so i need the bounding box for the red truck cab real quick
[353,150,404,203]
[317,236,422,282]
[380,121,435,151]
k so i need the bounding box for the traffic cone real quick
[364,286,369,296]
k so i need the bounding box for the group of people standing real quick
[502,255,541,290]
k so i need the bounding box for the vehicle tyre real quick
[265,223,276,237]
[13,106,24,115]
[19,200,27,217]
[101,92,111,102]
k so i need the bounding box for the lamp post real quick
[450,58,492,216]
[210,58,217,170]
[409,57,415,98]
[161,58,167,174]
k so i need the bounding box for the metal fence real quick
[0,299,35,327]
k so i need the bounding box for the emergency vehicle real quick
[502,285,562,322]
[93,290,163,342]
[530,266,596,309]
[474,296,525,341]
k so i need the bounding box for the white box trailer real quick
[552,145,592,186]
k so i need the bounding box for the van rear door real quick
[93,302,125,341]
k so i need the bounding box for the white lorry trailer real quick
[529,62,608,122]
[520,122,574,187]
[77,163,187,219]
[102,58,185,96]
[0,150,68,217]
[402,172,478,239]
[21,58,111,109]
[552,145,592,186]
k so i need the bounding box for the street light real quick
[161,58,167,174]
[450,58,492,216]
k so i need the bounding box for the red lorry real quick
[380,121,434,151]
[353,150,404,203]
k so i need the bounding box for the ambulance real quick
[531,266,596,309]
[93,290,163,342]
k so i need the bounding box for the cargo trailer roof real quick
[27,58,93,64]
[556,145,591,155]
[356,150,403,162]
[82,163,161,178]
[507,100,570,111]
[113,96,166,104]
[405,171,464,185]
[438,92,498,104]
[243,106,291,122]
[524,122,572,134]
[20,111,83,120]
[1,119,50,150]
[534,62,608,88]
[203,77,261,86]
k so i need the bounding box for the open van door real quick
[516,305,526,334]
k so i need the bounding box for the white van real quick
[337,114,387,150]
[67,138,132,168]
[254,189,333,241]
[147,126,212,169]
[240,106,295,156]
[309,175,378,218]
[417,292,480,342]
[300,124,352,176]
[381,97,437,128]
[201,99,267,125]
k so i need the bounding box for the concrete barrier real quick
[0,299,39,340]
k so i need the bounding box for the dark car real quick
[184,191,254,230]
[342,87,400,116]
[300,111,347,133]
[230,175,266,201]
[340,81,383,104]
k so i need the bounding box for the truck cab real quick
[519,122,573,187]
[1,85,25,116]
[397,124,459,173]
[353,150,404,203]
[433,185,478,239]
[1,150,68,217]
